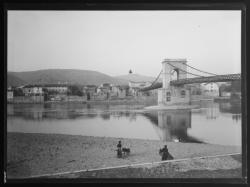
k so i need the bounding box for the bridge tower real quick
[158,59,191,106]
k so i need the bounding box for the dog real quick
[115,147,131,158]
[122,147,130,156]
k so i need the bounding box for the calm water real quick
[7,101,242,146]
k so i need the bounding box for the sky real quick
[8,10,241,77]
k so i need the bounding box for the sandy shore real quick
[7,132,241,178]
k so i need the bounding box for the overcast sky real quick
[8,10,241,77]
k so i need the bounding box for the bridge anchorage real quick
[140,58,241,107]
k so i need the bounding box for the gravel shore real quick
[7,132,241,178]
[55,154,242,179]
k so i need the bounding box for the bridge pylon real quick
[158,59,190,106]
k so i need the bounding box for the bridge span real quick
[140,73,241,92]
[139,58,241,107]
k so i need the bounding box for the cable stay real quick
[141,62,222,91]
[139,70,162,91]
[184,63,217,76]
[149,70,162,87]
[167,63,205,78]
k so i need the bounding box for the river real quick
[7,101,241,146]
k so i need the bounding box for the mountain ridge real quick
[7,69,156,87]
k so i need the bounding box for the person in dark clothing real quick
[117,141,122,149]
[161,145,169,161]
[117,140,122,158]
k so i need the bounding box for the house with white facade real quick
[22,85,43,96]
[43,84,68,94]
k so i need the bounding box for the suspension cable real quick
[167,63,204,78]
[149,70,163,87]
[185,63,217,76]
[142,62,207,91]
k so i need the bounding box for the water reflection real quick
[143,110,203,143]
[7,101,241,146]
[7,102,242,122]
[199,102,220,120]
[232,114,241,122]
[99,111,138,121]
[100,113,111,120]
[218,102,241,114]
[7,103,99,120]
[129,113,137,122]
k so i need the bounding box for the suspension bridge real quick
[140,59,241,106]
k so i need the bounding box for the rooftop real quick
[23,84,69,88]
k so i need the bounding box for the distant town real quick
[7,76,241,104]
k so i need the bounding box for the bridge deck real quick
[140,74,241,91]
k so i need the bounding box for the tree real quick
[42,88,49,101]
[42,88,48,94]
[219,84,231,95]
[69,85,83,96]
[13,88,24,96]
[231,80,241,92]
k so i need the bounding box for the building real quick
[94,91,108,100]
[187,84,202,95]
[95,83,113,99]
[43,84,68,94]
[221,92,231,97]
[111,85,128,99]
[82,85,97,100]
[22,85,43,96]
[128,81,152,96]
[200,83,219,97]
[97,83,112,94]
[7,87,13,101]
[12,85,44,103]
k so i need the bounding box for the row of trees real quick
[219,80,241,94]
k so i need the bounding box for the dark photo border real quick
[3,0,248,185]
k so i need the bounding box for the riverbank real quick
[7,132,241,178]
[8,96,158,106]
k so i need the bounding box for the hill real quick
[8,69,128,86]
[115,74,157,83]
[7,74,26,87]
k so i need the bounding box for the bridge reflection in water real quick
[8,102,241,145]
[143,110,204,143]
